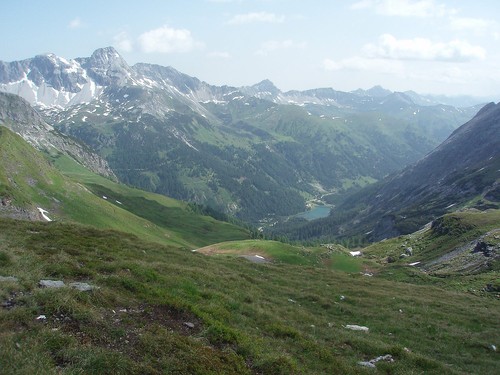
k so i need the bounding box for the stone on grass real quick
[184,322,195,329]
[69,282,95,292]
[358,354,394,368]
[358,361,376,368]
[345,324,369,332]
[39,280,65,288]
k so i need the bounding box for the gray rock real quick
[39,279,65,288]
[184,322,195,329]
[345,324,369,332]
[0,276,18,282]
[69,282,95,292]
[358,354,394,368]
[358,361,376,368]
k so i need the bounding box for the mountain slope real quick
[0,92,115,179]
[273,102,500,242]
[1,217,499,374]
[0,126,249,247]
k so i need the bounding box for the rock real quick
[0,276,18,282]
[405,247,413,256]
[491,344,497,352]
[36,315,47,320]
[387,256,396,263]
[399,253,408,259]
[184,322,195,329]
[39,280,65,288]
[358,354,394,368]
[69,282,95,292]
[472,241,495,257]
[358,361,376,368]
[345,324,369,332]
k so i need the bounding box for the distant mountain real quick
[403,90,490,108]
[0,47,481,222]
[0,92,115,179]
[359,102,500,240]
[272,102,500,242]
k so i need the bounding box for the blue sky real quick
[2,0,499,98]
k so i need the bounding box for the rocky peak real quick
[252,79,280,95]
[78,47,133,86]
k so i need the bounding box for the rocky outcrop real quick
[0,92,116,179]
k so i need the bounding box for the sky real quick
[2,0,500,99]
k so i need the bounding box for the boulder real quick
[39,280,65,288]
[69,282,95,292]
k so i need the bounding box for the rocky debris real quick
[472,241,495,257]
[424,229,500,274]
[69,282,96,292]
[405,247,413,256]
[36,315,47,320]
[0,276,18,282]
[344,324,369,332]
[39,279,65,288]
[358,354,394,368]
[490,344,497,352]
[183,322,195,329]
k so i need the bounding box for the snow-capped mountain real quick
[0,47,484,222]
[0,47,487,112]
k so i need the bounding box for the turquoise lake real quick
[295,205,331,221]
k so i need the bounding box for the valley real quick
[0,46,499,374]
[1,48,481,223]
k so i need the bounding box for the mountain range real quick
[271,101,500,243]
[0,47,499,374]
[0,47,484,222]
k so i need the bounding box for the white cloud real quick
[350,0,451,18]
[227,12,285,25]
[449,16,496,35]
[256,40,306,55]
[363,34,486,62]
[68,17,83,29]
[138,25,201,53]
[207,51,231,59]
[323,56,403,75]
[113,32,133,53]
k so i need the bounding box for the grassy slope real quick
[0,218,498,374]
[0,126,249,248]
[362,209,500,293]
[196,239,367,273]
